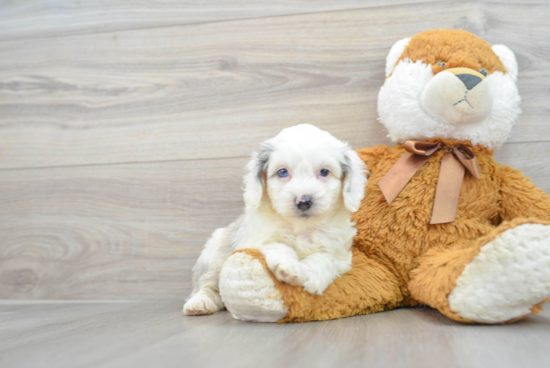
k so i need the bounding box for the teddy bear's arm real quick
[356,145,393,175]
[498,165,550,221]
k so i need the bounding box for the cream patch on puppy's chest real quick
[282,229,327,259]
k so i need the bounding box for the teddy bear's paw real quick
[449,223,550,323]
[183,293,221,316]
[219,252,288,322]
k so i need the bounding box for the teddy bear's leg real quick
[219,247,405,322]
[409,218,550,324]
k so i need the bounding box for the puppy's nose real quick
[296,195,313,211]
[456,74,482,90]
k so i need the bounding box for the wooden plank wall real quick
[1,0,549,299]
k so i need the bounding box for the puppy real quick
[183,124,367,315]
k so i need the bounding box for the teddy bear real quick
[216,29,550,324]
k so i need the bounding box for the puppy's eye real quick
[435,61,446,68]
[479,68,488,77]
[319,169,330,177]
[277,168,289,178]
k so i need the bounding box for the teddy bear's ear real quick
[492,45,518,81]
[385,38,411,77]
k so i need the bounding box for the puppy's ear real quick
[341,147,368,212]
[243,143,272,208]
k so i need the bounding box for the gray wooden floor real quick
[1,300,549,368]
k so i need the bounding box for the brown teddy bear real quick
[217,29,550,324]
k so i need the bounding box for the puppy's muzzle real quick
[296,195,313,211]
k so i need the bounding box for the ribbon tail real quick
[453,147,481,179]
[379,152,431,204]
[430,153,466,224]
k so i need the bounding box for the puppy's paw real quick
[271,260,305,286]
[183,294,219,316]
[302,276,331,296]
[261,243,305,286]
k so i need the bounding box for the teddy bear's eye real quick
[479,68,488,77]
[435,62,446,68]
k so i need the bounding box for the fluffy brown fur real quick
[226,30,550,323]
[395,29,507,76]
[236,139,550,323]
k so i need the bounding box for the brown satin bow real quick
[378,141,481,224]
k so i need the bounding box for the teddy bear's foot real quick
[448,222,550,323]
[219,251,288,322]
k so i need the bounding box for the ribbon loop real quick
[404,141,442,156]
[452,146,481,180]
[378,140,481,225]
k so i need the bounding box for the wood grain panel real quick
[0,0,440,42]
[1,301,550,368]
[1,141,549,300]
[479,2,550,143]
[493,142,550,193]
[0,157,248,299]
[2,1,550,169]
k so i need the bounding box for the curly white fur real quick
[183,124,367,315]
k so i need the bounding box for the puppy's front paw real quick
[302,276,330,296]
[271,261,305,286]
[183,294,219,316]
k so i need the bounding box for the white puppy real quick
[183,124,367,316]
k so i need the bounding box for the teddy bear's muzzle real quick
[421,67,493,126]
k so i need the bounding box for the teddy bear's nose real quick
[456,74,483,90]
